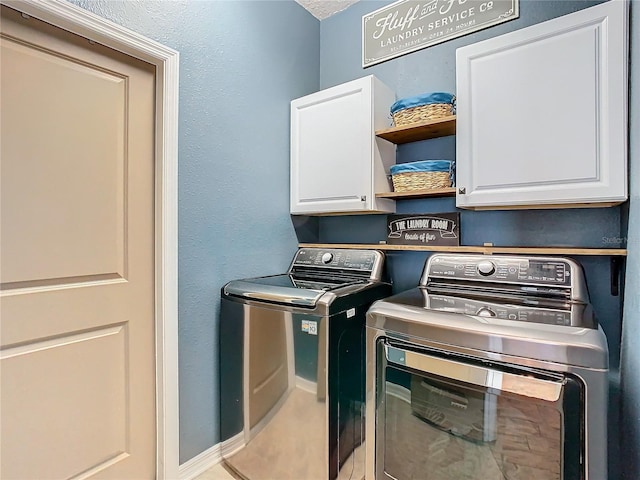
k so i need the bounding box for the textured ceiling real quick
[295,0,360,20]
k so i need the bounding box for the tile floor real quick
[194,383,562,480]
[194,463,236,480]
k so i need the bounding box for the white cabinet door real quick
[290,76,396,214]
[456,0,628,210]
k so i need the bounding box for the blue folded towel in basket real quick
[390,92,456,115]
[390,160,454,175]
[389,160,456,191]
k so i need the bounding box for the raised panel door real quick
[0,6,156,478]
[456,0,628,209]
[290,76,396,214]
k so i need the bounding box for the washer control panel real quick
[293,248,382,273]
[426,255,572,287]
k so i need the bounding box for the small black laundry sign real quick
[387,213,460,246]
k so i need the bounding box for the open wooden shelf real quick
[376,187,456,199]
[375,115,456,144]
[299,243,628,256]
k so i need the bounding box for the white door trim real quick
[0,1,180,478]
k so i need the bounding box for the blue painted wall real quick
[70,0,319,463]
[621,0,640,477]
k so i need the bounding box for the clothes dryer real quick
[366,253,609,480]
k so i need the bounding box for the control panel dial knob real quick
[321,252,333,264]
[476,307,496,317]
[477,260,496,276]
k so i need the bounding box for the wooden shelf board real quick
[376,116,456,144]
[299,243,628,256]
[376,188,456,199]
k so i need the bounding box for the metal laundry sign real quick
[387,213,460,246]
[362,0,519,67]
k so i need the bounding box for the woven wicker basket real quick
[392,102,454,127]
[392,171,452,192]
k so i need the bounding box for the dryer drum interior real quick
[376,340,583,480]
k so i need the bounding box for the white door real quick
[455,0,628,209]
[0,5,156,479]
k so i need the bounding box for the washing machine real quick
[220,247,391,480]
[365,253,609,480]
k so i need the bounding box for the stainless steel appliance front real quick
[365,254,609,480]
[220,248,391,480]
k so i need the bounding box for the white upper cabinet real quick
[290,75,396,214]
[456,0,628,210]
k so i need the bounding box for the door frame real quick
[0,0,180,478]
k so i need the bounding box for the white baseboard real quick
[178,432,246,480]
[178,443,221,480]
[220,431,245,458]
[295,375,317,394]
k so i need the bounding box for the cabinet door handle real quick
[458,187,466,194]
[360,196,367,202]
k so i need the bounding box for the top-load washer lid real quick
[222,248,386,308]
[222,273,366,307]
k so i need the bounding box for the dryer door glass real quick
[375,340,584,480]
